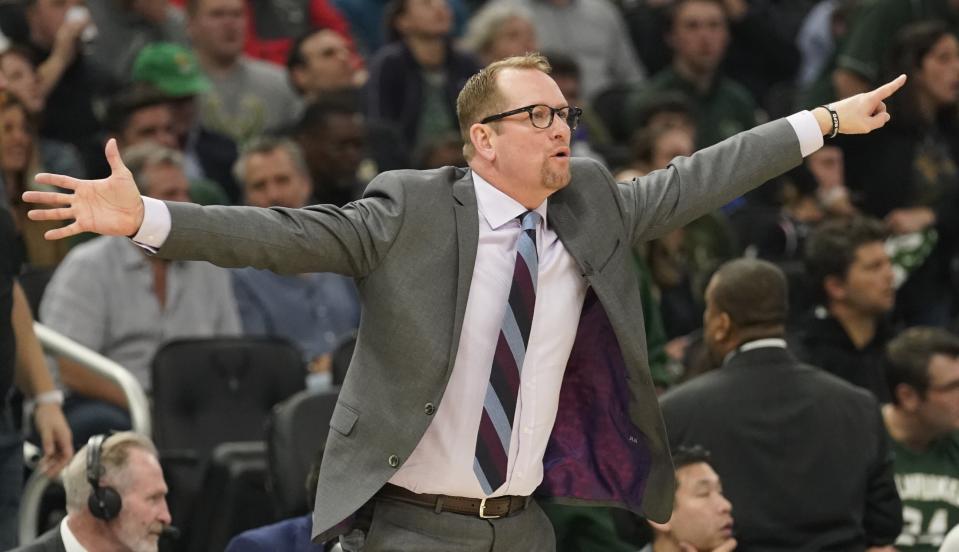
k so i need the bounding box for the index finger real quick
[39,432,61,477]
[872,74,907,100]
[40,426,54,463]
[34,172,81,191]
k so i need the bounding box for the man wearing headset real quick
[13,432,173,552]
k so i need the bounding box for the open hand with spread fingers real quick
[23,138,145,240]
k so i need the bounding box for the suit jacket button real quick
[388,454,400,468]
[424,403,435,415]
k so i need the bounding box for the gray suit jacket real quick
[156,118,802,541]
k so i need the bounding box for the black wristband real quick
[818,104,839,139]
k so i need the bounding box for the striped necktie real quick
[473,210,540,495]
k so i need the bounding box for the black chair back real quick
[266,388,339,518]
[152,337,305,451]
[151,337,305,551]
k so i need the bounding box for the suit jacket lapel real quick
[548,189,596,280]
[450,171,479,368]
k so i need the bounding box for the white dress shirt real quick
[60,517,89,552]
[389,172,588,497]
[132,111,825,498]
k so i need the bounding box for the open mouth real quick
[552,148,570,158]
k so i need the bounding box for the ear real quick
[290,66,308,92]
[823,274,846,303]
[714,312,732,343]
[298,175,314,203]
[394,12,410,36]
[649,518,672,533]
[895,383,922,412]
[469,123,496,162]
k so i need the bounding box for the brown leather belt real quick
[375,483,532,519]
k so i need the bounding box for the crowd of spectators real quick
[2,0,959,549]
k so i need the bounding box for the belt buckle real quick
[478,497,501,519]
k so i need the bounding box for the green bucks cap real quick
[132,42,210,98]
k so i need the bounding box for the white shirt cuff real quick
[130,196,171,253]
[786,110,825,158]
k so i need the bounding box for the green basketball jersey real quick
[892,432,959,551]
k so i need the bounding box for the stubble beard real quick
[541,160,571,191]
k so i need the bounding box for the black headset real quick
[86,434,123,521]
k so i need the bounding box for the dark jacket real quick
[660,345,903,551]
[191,127,241,204]
[365,41,480,146]
[0,208,18,401]
[791,308,892,403]
[224,514,325,552]
[11,526,66,552]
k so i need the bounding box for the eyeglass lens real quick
[530,106,579,130]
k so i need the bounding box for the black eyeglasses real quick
[480,104,583,131]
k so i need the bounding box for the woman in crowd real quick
[0,46,44,116]
[365,0,480,151]
[841,21,959,327]
[1,46,85,180]
[0,95,74,269]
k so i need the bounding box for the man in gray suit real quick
[25,54,903,551]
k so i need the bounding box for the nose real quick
[267,187,286,205]
[718,494,732,514]
[158,130,178,150]
[158,499,172,525]
[881,259,895,283]
[550,113,571,140]
[12,127,29,144]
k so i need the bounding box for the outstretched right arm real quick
[25,140,404,277]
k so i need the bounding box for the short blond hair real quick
[456,53,551,160]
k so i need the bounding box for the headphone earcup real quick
[88,486,123,520]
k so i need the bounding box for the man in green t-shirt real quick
[883,327,959,551]
[627,0,760,148]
